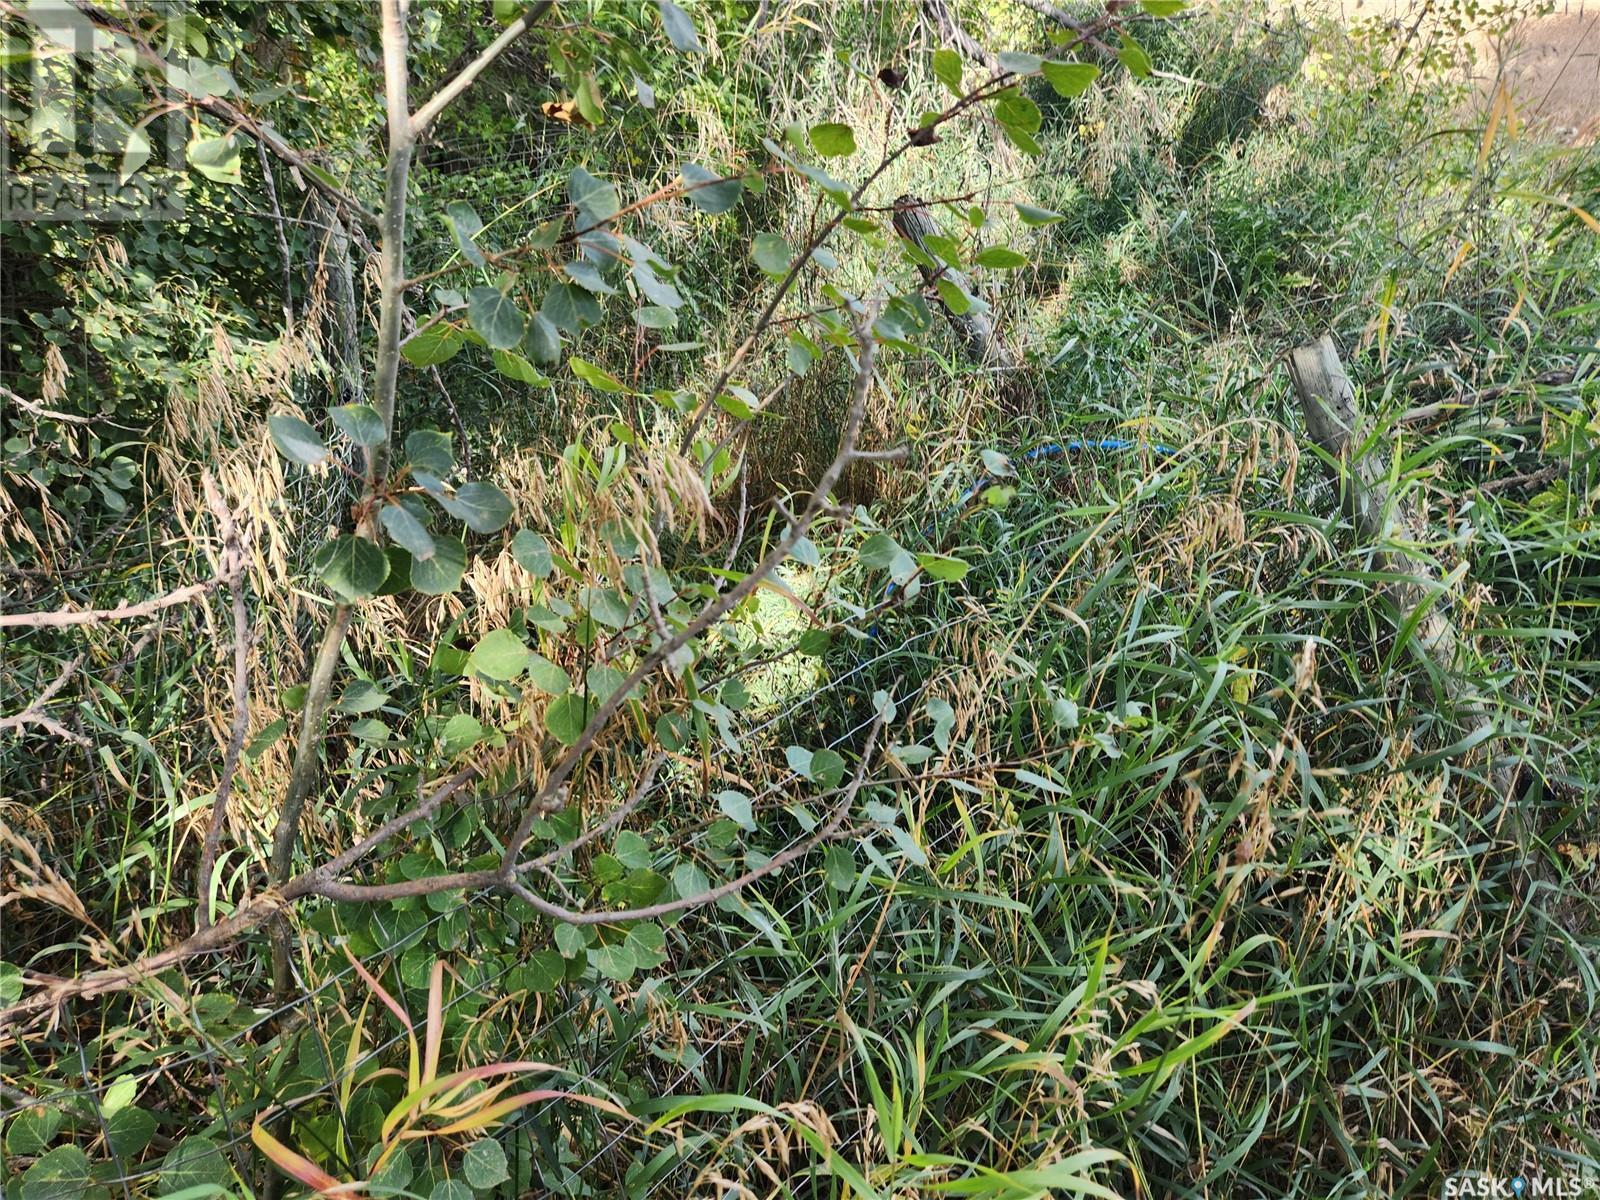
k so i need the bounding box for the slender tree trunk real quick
[269,0,415,997]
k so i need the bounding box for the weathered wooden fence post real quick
[1288,335,1521,808]
[892,194,1019,373]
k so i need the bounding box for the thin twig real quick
[0,654,88,746]
[0,580,219,629]
[196,479,253,930]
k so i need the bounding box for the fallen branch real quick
[0,654,88,746]
[0,579,219,630]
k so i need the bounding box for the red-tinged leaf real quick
[344,946,419,1092]
[381,1061,565,1141]
[401,1089,634,1138]
[252,1121,346,1193]
[423,959,445,1087]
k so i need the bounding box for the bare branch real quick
[0,580,219,630]
[410,3,554,138]
[0,654,88,746]
[499,715,882,926]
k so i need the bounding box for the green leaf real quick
[564,258,617,295]
[467,286,526,350]
[808,748,845,788]
[1041,60,1099,97]
[511,529,553,577]
[1015,202,1064,227]
[159,1136,231,1195]
[569,166,620,225]
[1117,34,1152,78]
[187,132,241,185]
[626,921,668,968]
[443,200,486,266]
[492,349,546,385]
[592,943,637,981]
[809,122,857,157]
[121,126,151,183]
[462,1139,510,1190]
[860,532,907,570]
[542,283,603,334]
[544,692,592,746]
[436,481,513,533]
[526,654,571,696]
[523,312,563,364]
[998,50,1043,74]
[554,923,589,958]
[441,713,484,756]
[330,403,386,447]
[405,429,455,476]
[402,323,464,366]
[994,91,1042,137]
[636,304,677,329]
[314,536,390,601]
[337,680,389,714]
[614,830,652,870]
[824,845,854,891]
[656,0,705,52]
[717,789,755,831]
[521,949,564,992]
[6,1106,61,1156]
[974,245,1029,268]
[408,534,467,595]
[916,551,970,581]
[1140,0,1186,15]
[21,1145,98,1200]
[680,163,742,214]
[380,504,435,560]
[752,232,792,276]
[468,629,530,681]
[570,356,627,393]
[105,1106,157,1158]
[430,1182,474,1200]
[267,414,328,466]
[932,47,962,95]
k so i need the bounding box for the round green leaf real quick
[379,502,437,561]
[402,323,464,367]
[105,1106,158,1158]
[656,0,705,53]
[467,286,526,350]
[544,692,592,746]
[523,313,562,364]
[436,481,512,533]
[511,529,553,577]
[462,1139,510,1190]
[492,349,547,385]
[974,245,1029,269]
[443,200,486,267]
[409,534,467,595]
[568,166,620,225]
[21,1145,98,1200]
[330,403,386,447]
[467,629,530,681]
[752,232,792,276]
[809,122,856,157]
[526,653,571,696]
[314,535,390,601]
[159,1135,232,1195]
[267,414,328,466]
[679,163,742,214]
[541,283,602,334]
[441,713,484,756]
[404,429,455,476]
[569,356,626,393]
[1041,60,1099,97]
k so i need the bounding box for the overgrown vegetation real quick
[2,2,1597,1198]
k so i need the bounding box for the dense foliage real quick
[2,2,1597,1198]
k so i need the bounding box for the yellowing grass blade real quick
[252,1120,347,1194]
